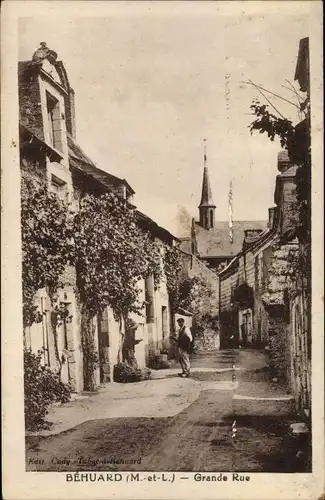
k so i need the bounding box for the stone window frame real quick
[45,91,62,151]
[50,173,68,202]
[47,160,73,205]
[39,74,68,162]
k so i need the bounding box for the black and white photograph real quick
[1,1,323,499]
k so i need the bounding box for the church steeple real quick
[199,140,216,229]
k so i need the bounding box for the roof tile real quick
[195,220,268,257]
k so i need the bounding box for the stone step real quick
[232,393,295,417]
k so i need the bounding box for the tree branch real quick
[241,78,300,114]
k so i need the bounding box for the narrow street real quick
[26,349,296,473]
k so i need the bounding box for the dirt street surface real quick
[26,349,298,472]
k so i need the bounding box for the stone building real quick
[219,151,310,418]
[219,37,311,420]
[20,43,178,391]
[219,151,299,351]
[286,37,311,418]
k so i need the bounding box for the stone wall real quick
[289,266,311,417]
[19,64,45,142]
[266,306,290,383]
[280,180,299,235]
[195,327,219,351]
[261,243,297,388]
[181,251,219,302]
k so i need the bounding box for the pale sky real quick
[18,2,311,236]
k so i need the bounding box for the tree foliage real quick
[163,246,219,336]
[24,348,71,431]
[178,275,219,335]
[250,102,295,148]
[249,99,311,245]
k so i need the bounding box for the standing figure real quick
[176,318,193,378]
[241,322,247,347]
[122,318,142,368]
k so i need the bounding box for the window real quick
[46,91,62,152]
[204,212,209,228]
[209,209,214,229]
[50,174,67,201]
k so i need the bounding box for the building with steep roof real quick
[180,158,267,272]
[19,42,179,392]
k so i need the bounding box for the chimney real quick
[244,229,263,240]
[65,87,76,139]
[277,150,291,172]
[242,229,264,250]
[268,207,276,229]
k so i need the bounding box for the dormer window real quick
[46,91,63,152]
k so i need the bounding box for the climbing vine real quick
[74,192,162,318]
[163,244,184,314]
[22,170,175,391]
[73,192,162,389]
[21,174,75,329]
[50,302,73,377]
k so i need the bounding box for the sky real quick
[18,2,311,236]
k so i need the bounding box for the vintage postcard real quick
[1,1,324,499]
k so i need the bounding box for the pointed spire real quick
[198,140,216,230]
[199,139,215,208]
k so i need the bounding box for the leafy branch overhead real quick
[249,102,295,148]
[249,94,311,245]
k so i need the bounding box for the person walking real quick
[175,318,193,378]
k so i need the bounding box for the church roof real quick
[194,220,268,258]
[199,166,215,207]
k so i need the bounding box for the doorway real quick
[162,306,168,339]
